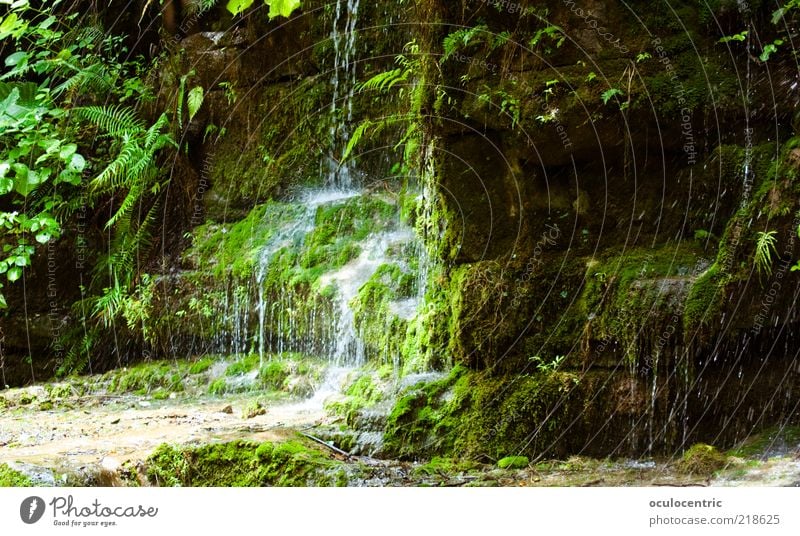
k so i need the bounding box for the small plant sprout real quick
[754,230,779,276]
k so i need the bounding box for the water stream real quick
[328,0,362,188]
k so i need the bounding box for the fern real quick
[187,86,204,121]
[442,25,489,62]
[601,88,624,105]
[755,230,779,276]
[342,120,373,162]
[75,105,145,136]
[72,105,173,362]
[491,31,512,51]
[358,68,408,93]
[188,0,222,14]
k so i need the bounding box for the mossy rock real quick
[241,401,267,419]
[497,456,529,469]
[676,443,728,475]
[106,361,187,395]
[146,439,347,487]
[0,464,33,487]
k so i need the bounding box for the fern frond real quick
[90,141,145,192]
[442,25,489,62]
[52,61,113,96]
[358,68,409,93]
[76,105,145,136]
[342,120,373,162]
[144,113,171,149]
[105,180,146,229]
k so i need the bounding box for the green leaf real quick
[12,163,42,196]
[0,13,19,38]
[68,153,85,172]
[267,0,301,19]
[601,88,624,105]
[759,40,784,62]
[7,266,21,282]
[59,143,77,160]
[34,232,51,244]
[719,30,748,44]
[0,292,6,309]
[56,170,79,185]
[4,51,27,68]
[226,0,254,15]
[0,86,19,116]
[187,86,204,121]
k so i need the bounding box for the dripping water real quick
[328,0,361,188]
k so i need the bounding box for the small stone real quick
[241,402,266,419]
[100,457,121,472]
[110,418,120,425]
[220,405,233,414]
[138,401,151,407]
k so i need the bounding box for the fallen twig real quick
[300,432,352,459]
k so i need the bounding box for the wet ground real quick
[1,369,799,487]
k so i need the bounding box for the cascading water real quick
[320,228,417,366]
[328,0,361,188]
[249,191,425,362]
[235,0,426,404]
[254,189,360,365]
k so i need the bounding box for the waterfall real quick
[236,0,427,375]
[328,0,361,188]
[254,189,359,365]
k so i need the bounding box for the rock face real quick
[3,0,800,458]
[401,0,800,455]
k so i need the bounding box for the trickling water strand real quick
[328,0,361,188]
[739,0,754,208]
[648,352,659,454]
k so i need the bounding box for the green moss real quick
[351,262,418,366]
[676,443,729,475]
[382,365,590,460]
[225,354,260,376]
[299,196,398,274]
[188,357,214,375]
[188,202,307,279]
[383,366,469,458]
[683,263,723,330]
[727,426,800,458]
[497,456,529,469]
[579,245,704,367]
[207,378,227,396]
[327,372,385,424]
[258,361,290,390]
[146,439,347,487]
[205,81,333,213]
[241,400,266,419]
[0,464,33,487]
[107,361,186,395]
[414,456,480,476]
